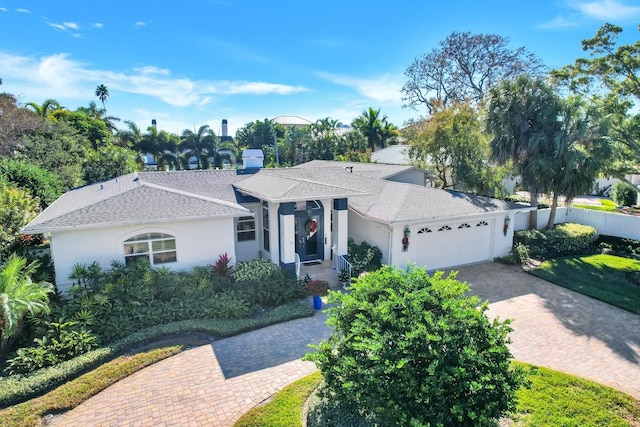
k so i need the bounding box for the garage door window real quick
[438,225,452,231]
[477,221,488,227]
[417,227,432,234]
[458,223,471,229]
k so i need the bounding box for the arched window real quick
[124,233,176,265]
[458,223,471,229]
[476,221,489,227]
[437,225,452,231]
[417,227,432,234]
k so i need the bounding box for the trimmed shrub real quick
[595,235,640,258]
[0,302,313,407]
[347,238,382,277]
[234,259,281,283]
[515,223,596,258]
[611,181,637,207]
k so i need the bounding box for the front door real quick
[295,214,322,262]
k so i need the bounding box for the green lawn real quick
[572,198,618,212]
[529,254,640,314]
[235,365,640,427]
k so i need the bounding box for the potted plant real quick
[303,279,330,309]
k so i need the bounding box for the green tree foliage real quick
[180,125,216,170]
[351,108,399,152]
[402,31,545,114]
[0,159,63,208]
[0,185,41,260]
[83,143,140,184]
[0,254,53,355]
[25,99,63,120]
[0,94,48,156]
[13,120,89,190]
[611,181,638,206]
[406,101,504,195]
[551,23,640,165]
[306,266,523,426]
[54,109,111,149]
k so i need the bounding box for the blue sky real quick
[1,0,639,136]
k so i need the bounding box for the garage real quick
[416,219,494,270]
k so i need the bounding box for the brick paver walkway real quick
[52,263,640,426]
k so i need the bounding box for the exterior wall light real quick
[504,215,511,236]
[402,226,410,251]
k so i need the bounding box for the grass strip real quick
[0,346,182,427]
[234,371,322,427]
[529,254,640,314]
[513,363,640,426]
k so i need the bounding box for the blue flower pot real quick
[313,295,322,310]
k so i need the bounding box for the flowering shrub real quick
[303,279,330,296]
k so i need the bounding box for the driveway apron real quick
[53,263,640,426]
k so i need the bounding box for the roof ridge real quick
[141,181,250,212]
[260,169,369,195]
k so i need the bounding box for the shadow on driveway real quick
[213,308,333,378]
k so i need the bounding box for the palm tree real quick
[351,107,399,152]
[95,84,109,110]
[180,125,215,169]
[486,75,562,229]
[78,101,120,133]
[25,99,63,119]
[0,254,53,354]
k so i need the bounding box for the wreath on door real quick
[305,219,317,234]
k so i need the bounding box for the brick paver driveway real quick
[53,263,640,426]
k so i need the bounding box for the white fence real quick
[514,207,640,241]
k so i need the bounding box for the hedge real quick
[0,302,313,408]
[515,223,597,259]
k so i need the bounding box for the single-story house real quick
[22,158,530,292]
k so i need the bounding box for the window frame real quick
[124,232,177,266]
[236,216,256,242]
[262,201,270,252]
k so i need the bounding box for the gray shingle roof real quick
[23,172,251,233]
[297,160,418,180]
[233,168,369,202]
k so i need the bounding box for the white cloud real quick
[64,22,80,30]
[47,22,67,31]
[16,8,30,13]
[134,21,147,28]
[0,52,309,107]
[537,15,580,29]
[0,8,7,12]
[315,71,403,103]
[93,22,103,28]
[575,0,640,20]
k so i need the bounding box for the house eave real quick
[21,212,253,235]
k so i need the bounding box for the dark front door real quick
[295,214,322,262]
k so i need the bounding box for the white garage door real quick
[416,220,492,270]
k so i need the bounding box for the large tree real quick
[406,101,504,195]
[25,99,63,120]
[551,23,640,175]
[486,75,562,228]
[305,265,523,426]
[402,31,545,114]
[351,107,398,152]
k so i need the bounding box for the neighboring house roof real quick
[233,168,369,203]
[23,171,251,233]
[272,115,313,127]
[297,160,419,180]
[370,145,411,165]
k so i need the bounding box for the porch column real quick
[333,198,348,257]
[278,202,296,274]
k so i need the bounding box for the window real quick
[476,221,489,227]
[458,223,471,229]
[437,225,452,231]
[236,216,256,241]
[417,227,432,234]
[124,233,176,265]
[262,201,270,252]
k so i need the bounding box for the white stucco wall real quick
[348,211,392,264]
[50,217,236,292]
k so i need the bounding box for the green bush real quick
[0,302,313,407]
[611,181,637,206]
[305,266,524,426]
[515,223,596,258]
[347,238,382,277]
[0,159,63,209]
[234,259,281,283]
[595,235,640,258]
[497,242,530,265]
[4,321,98,375]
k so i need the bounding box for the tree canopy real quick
[306,265,523,426]
[402,31,545,114]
